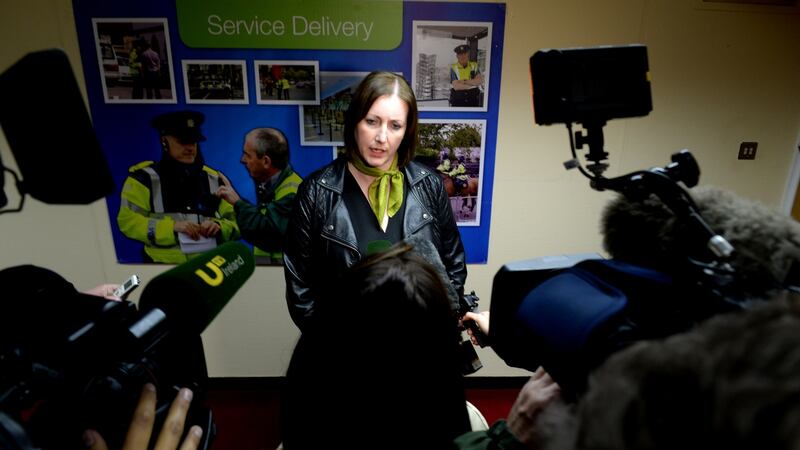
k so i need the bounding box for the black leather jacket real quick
[284,157,467,330]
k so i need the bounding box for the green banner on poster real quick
[176,0,403,50]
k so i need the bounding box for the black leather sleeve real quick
[283,177,319,330]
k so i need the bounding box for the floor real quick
[205,377,526,449]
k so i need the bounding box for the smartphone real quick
[113,274,141,300]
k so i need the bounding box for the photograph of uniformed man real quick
[117,110,240,263]
[411,21,491,111]
[449,44,484,107]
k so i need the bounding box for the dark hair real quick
[546,295,800,450]
[343,71,418,168]
[282,242,470,449]
[246,127,289,169]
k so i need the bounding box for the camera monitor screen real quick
[530,44,652,126]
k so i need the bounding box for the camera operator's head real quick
[559,292,800,450]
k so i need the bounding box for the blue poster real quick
[72,0,505,264]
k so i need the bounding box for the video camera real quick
[0,243,254,450]
[481,44,749,399]
[0,49,255,449]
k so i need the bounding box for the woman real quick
[282,243,472,449]
[284,71,467,330]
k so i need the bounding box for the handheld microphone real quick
[404,234,459,309]
[136,241,255,335]
[404,234,485,373]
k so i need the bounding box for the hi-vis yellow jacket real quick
[235,166,302,265]
[117,160,239,263]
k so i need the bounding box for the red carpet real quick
[206,377,525,449]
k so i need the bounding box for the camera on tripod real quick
[478,44,747,399]
[0,49,255,449]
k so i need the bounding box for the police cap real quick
[151,111,206,142]
[454,44,470,54]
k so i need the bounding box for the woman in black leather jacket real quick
[284,71,467,330]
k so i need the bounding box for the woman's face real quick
[355,94,408,171]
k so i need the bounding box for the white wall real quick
[1,0,799,377]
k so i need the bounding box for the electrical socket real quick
[738,141,758,160]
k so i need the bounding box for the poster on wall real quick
[412,21,492,112]
[91,18,177,103]
[417,119,486,226]
[182,60,249,105]
[72,0,505,265]
[300,71,369,147]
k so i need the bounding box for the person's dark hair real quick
[343,71,418,168]
[246,128,289,169]
[536,293,800,450]
[282,242,470,449]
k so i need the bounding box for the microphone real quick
[404,234,485,372]
[136,242,255,336]
[404,234,460,310]
[601,185,800,299]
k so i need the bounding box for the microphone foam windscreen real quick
[138,242,255,333]
[602,185,800,298]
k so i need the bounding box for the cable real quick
[0,167,25,215]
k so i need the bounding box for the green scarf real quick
[350,154,404,226]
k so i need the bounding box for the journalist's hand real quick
[463,311,490,345]
[83,384,203,450]
[83,284,122,300]
[507,367,561,448]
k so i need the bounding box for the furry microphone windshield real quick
[601,185,800,300]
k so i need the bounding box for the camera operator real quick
[74,287,205,450]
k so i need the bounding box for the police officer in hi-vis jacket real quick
[117,111,239,263]
[449,44,484,107]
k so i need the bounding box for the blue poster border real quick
[71,0,505,264]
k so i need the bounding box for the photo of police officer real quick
[449,44,484,107]
[117,111,240,263]
[91,18,177,104]
[411,21,491,111]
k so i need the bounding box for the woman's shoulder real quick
[300,157,347,190]
[405,160,442,187]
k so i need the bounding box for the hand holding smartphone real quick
[112,274,140,300]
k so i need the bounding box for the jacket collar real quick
[316,157,431,193]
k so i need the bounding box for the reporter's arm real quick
[83,284,121,300]
[454,368,561,450]
[506,368,561,448]
[453,420,529,450]
[463,311,489,346]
